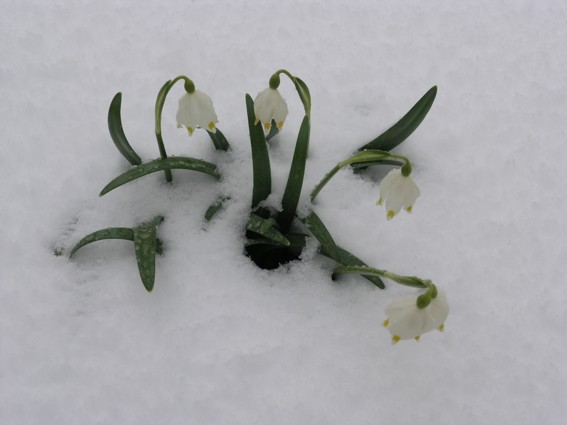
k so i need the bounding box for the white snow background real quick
[1,0,566,423]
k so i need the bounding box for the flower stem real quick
[332,265,430,289]
[154,75,194,182]
[271,69,311,116]
[310,150,413,201]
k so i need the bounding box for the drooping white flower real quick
[383,289,449,343]
[254,87,289,132]
[377,169,420,220]
[176,90,218,136]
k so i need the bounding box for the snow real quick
[2,0,566,423]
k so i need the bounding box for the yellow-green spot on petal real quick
[439,324,445,332]
[387,210,395,220]
[277,121,284,129]
[414,336,420,342]
[177,90,218,136]
[383,319,389,327]
[263,122,271,131]
[377,198,383,206]
[405,205,413,213]
[392,335,401,344]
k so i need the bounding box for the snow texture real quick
[1,0,566,424]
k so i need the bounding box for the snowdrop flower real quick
[377,168,420,220]
[254,87,289,132]
[176,90,218,136]
[383,289,449,343]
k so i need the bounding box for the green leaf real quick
[246,94,272,208]
[207,128,231,151]
[69,227,134,258]
[303,210,339,261]
[133,216,164,292]
[204,196,230,222]
[321,247,385,288]
[245,237,285,248]
[292,77,311,116]
[286,233,308,257]
[303,211,384,288]
[100,156,221,196]
[108,92,142,166]
[245,232,307,249]
[278,115,310,233]
[358,86,437,152]
[246,214,290,246]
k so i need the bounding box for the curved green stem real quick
[333,265,430,289]
[310,150,413,201]
[271,69,311,117]
[310,164,341,202]
[154,76,194,182]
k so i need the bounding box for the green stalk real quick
[155,78,184,182]
[246,94,271,208]
[278,115,310,233]
[271,69,311,117]
[310,150,411,201]
[332,265,430,289]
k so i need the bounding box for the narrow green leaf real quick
[204,196,230,222]
[246,214,290,246]
[207,128,231,151]
[246,94,271,208]
[292,77,311,116]
[320,247,385,288]
[358,86,437,152]
[303,211,384,287]
[100,156,220,196]
[286,233,308,257]
[278,115,310,233]
[303,210,339,261]
[69,227,134,258]
[245,237,285,248]
[108,93,142,165]
[133,216,164,292]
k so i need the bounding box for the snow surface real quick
[2,0,567,423]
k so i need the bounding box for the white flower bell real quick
[176,90,218,136]
[254,87,289,132]
[377,168,420,220]
[383,289,449,343]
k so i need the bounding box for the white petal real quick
[384,289,449,340]
[176,90,218,134]
[378,169,420,218]
[254,87,288,131]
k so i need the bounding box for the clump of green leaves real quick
[68,70,437,293]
